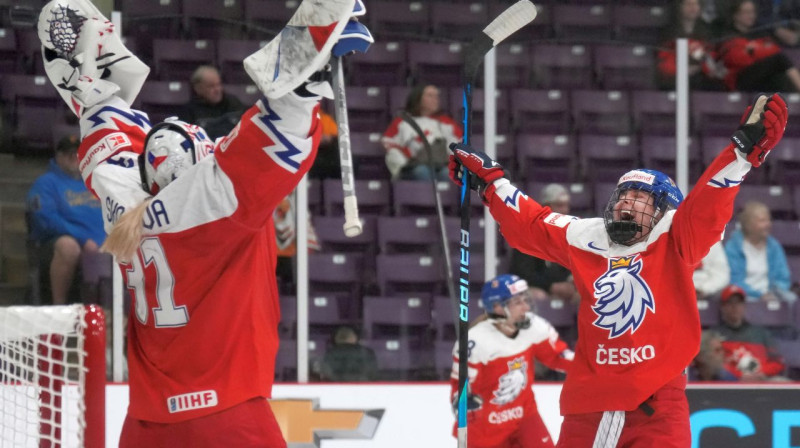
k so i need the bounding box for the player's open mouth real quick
[620,210,634,221]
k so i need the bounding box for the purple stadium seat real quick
[612,5,670,45]
[376,253,446,297]
[444,216,486,255]
[348,131,390,180]
[769,137,800,184]
[571,90,633,135]
[136,80,191,124]
[369,0,430,40]
[531,44,594,89]
[0,28,17,74]
[699,135,737,171]
[434,339,456,380]
[696,298,720,327]
[3,74,64,152]
[734,186,796,220]
[342,86,389,132]
[516,133,577,183]
[322,179,392,217]
[120,0,182,60]
[242,0,295,38]
[552,5,612,41]
[493,43,533,89]
[362,295,432,341]
[79,252,113,306]
[769,220,800,256]
[640,135,702,181]
[510,89,571,134]
[16,29,44,75]
[378,216,440,255]
[533,298,577,328]
[408,42,464,87]
[593,45,656,90]
[314,215,378,256]
[274,339,297,381]
[217,39,262,84]
[631,90,677,136]
[430,2,489,42]
[363,337,428,380]
[223,83,261,107]
[348,41,408,87]
[593,182,619,216]
[308,253,364,302]
[433,295,484,342]
[182,0,245,39]
[691,91,749,137]
[306,178,323,216]
[489,2,552,41]
[775,339,800,379]
[279,295,297,338]
[447,87,511,134]
[393,180,458,216]
[450,253,485,293]
[579,135,640,183]
[152,38,216,81]
[308,295,350,335]
[745,301,793,328]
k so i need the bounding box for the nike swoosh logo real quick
[588,241,606,251]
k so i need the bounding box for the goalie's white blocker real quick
[38,0,150,115]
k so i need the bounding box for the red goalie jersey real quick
[450,313,572,446]
[77,94,321,423]
[484,145,748,415]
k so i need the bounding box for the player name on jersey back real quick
[167,390,219,413]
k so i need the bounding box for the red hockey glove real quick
[448,142,505,195]
[731,93,788,167]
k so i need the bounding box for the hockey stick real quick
[399,112,460,336]
[455,2,538,446]
[331,56,363,237]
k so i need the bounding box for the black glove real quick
[452,392,483,413]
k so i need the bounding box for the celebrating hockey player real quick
[448,93,788,447]
[38,0,371,445]
[451,274,573,448]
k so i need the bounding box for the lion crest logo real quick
[491,357,528,405]
[592,255,655,338]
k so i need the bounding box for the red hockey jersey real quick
[78,94,321,423]
[485,144,749,414]
[450,313,572,446]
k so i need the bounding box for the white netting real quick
[0,305,87,448]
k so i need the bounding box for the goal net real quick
[0,305,105,448]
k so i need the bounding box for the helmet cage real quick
[603,169,683,245]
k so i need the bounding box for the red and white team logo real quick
[491,357,528,406]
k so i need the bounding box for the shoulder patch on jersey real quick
[543,212,577,228]
[80,132,133,179]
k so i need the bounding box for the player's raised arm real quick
[448,142,574,268]
[671,93,788,265]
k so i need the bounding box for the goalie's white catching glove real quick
[38,0,150,116]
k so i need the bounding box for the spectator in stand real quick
[717,0,800,92]
[274,192,320,292]
[382,84,462,181]
[319,325,378,381]
[26,135,105,304]
[689,330,739,381]
[658,0,726,90]
[711,284,788,381]
[725,201,796,302]
[180,65,245,139]
[694,240,731,300]
[509,184,579,303]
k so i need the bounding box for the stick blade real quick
[483,0,538,45]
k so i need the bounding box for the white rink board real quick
[105,383,565,447]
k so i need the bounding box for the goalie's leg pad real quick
[39,0,149,114]
[244,0,355,99]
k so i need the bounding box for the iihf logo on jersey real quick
[491,357,528,405]
[592,255,655,338]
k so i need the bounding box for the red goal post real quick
[0,304,105,448]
